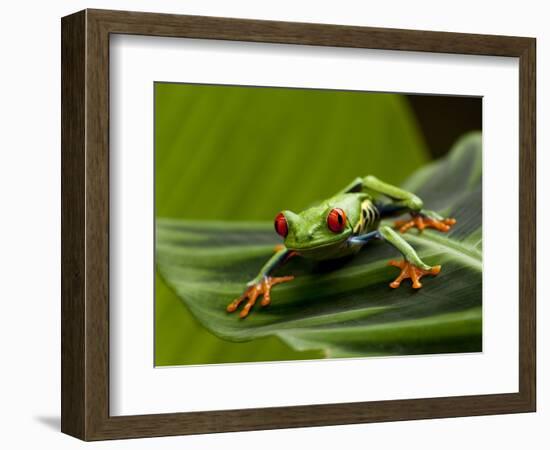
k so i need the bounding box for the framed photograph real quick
[61,9,536,440]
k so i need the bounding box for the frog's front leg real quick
[226,247,296,318]
[379,226,441,288]
[352,227,441,289]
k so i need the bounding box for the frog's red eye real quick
[327,208,347,233]
[274,212,288,238]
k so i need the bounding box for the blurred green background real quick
[154,82,481,366]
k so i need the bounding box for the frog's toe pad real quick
[394,216,456,233]
[226,275,295,318]
[388,259,441,289]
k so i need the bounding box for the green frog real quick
[227,175,456,318]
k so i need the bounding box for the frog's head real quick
[274,195,361,257]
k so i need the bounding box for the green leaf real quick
[157,132,482,359]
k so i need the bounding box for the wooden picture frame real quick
[61,8,536,441]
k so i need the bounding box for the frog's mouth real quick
[285,234,351,258]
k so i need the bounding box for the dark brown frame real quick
[61,8,536,441]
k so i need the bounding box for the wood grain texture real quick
[61,10,86,439]
[60,8,536,441]
[518,38,536,409]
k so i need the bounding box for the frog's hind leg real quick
[378,225,441,289]
[342,175,456,234]
[342,175,424,211]
[393,213,456,234]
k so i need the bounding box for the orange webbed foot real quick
[388,259,441,289]
[226,275,295,318]
[394,214,456,233]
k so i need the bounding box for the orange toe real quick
[227,275,295,318]
[388,259,441,289]
[394,215,456,233]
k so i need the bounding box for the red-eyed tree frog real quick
[227,175,456,318]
